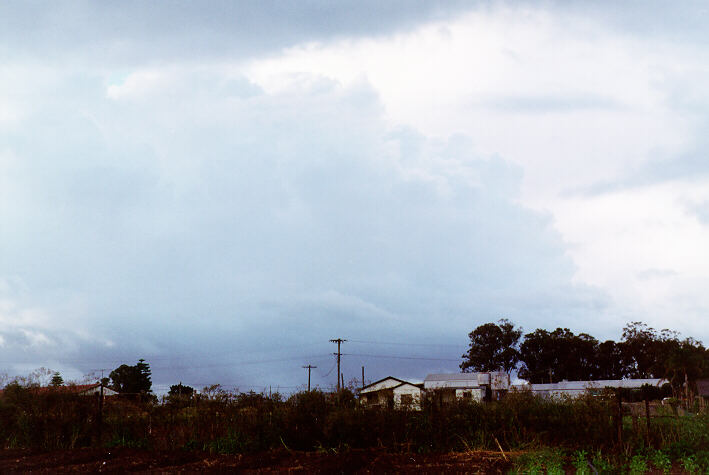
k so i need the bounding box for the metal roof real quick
[425,373,479,382]
[515,378,664,393]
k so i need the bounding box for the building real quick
[511,378,664,398]
[360,376,423,409]
[73,383,119,397]
[424,372,510,402]
[0,383,118,398]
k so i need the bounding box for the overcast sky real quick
[1,1,708,393]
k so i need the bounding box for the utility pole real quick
[362,366,365,390]
[302,364,317,391]
[97,369,106,444]
[330,338,346,391]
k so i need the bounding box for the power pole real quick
[362,366,365,390]
[302,364,317,391]
[330,338,346,391]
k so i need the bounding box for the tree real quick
[620,322,674,378]
[109,359,152,394]
[594,340,630,380]
[50,372,64,387]
[518,328,600,383]
[460,319,522,374]
[518,328,560,383]
[168,382,194,398]
[664,338,708,397]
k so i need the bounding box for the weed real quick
[513,449,564,475]
[650,449,671,474]
[572,449,590,475]
[680,455,700,474]
[628,454,647,475]
[590,451,613,474]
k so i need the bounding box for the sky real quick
[1,1,708,393]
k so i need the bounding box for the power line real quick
[320,361,337,377]
[343,352,460,362]
[348,339,466,348]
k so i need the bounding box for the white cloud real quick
[244,5,709,342]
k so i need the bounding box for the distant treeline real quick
[461,320,709,388]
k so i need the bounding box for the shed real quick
[512,378,664,399]
[424,372,510,402]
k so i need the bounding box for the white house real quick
[360,376,423,410]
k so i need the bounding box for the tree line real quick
[460,320,709,391]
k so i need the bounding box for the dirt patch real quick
[0,448,513,473]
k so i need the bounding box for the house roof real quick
[425,373,478,382]
[0,383,116,396]
[361,376,422,393]
[361,376,408,391]
[515,379,664,392]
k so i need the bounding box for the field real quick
[0,448,513,473]
[0,386,707,473]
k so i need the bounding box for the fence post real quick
[615,389,622,445]
[97,383,104,445]
[644,398,651,444]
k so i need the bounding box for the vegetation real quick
[49,372,64,387]
[108,359,152,395]
[461,321,709,394]
[460,318,522,374]
[0,381,707,473]
[0,321,706,472]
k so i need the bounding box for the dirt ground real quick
[0,448,513,473]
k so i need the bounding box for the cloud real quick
[0,1,473,66]
[2,2,709,389]
[0,62,604,387]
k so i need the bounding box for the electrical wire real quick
[343,352,460,362]
[348,339,466,348]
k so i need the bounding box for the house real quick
[360,376,423,410]
[72,383,119,397]
[424,372,510,402]
[0,383,118,398]
[511,378,664,399]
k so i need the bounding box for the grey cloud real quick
[0,68,607,389]
[0,1,472,66]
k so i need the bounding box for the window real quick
[400,394,413,405]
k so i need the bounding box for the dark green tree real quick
[594,340,630,379]
[664,338,708,396]
[109,359,152,394]
[168,382,194,398]
[460,319,522,374]
[564,332,599,381]
[518,328,561,383]
[518,328,600,383]
[620,322,674,378]
[50,372,64,387]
